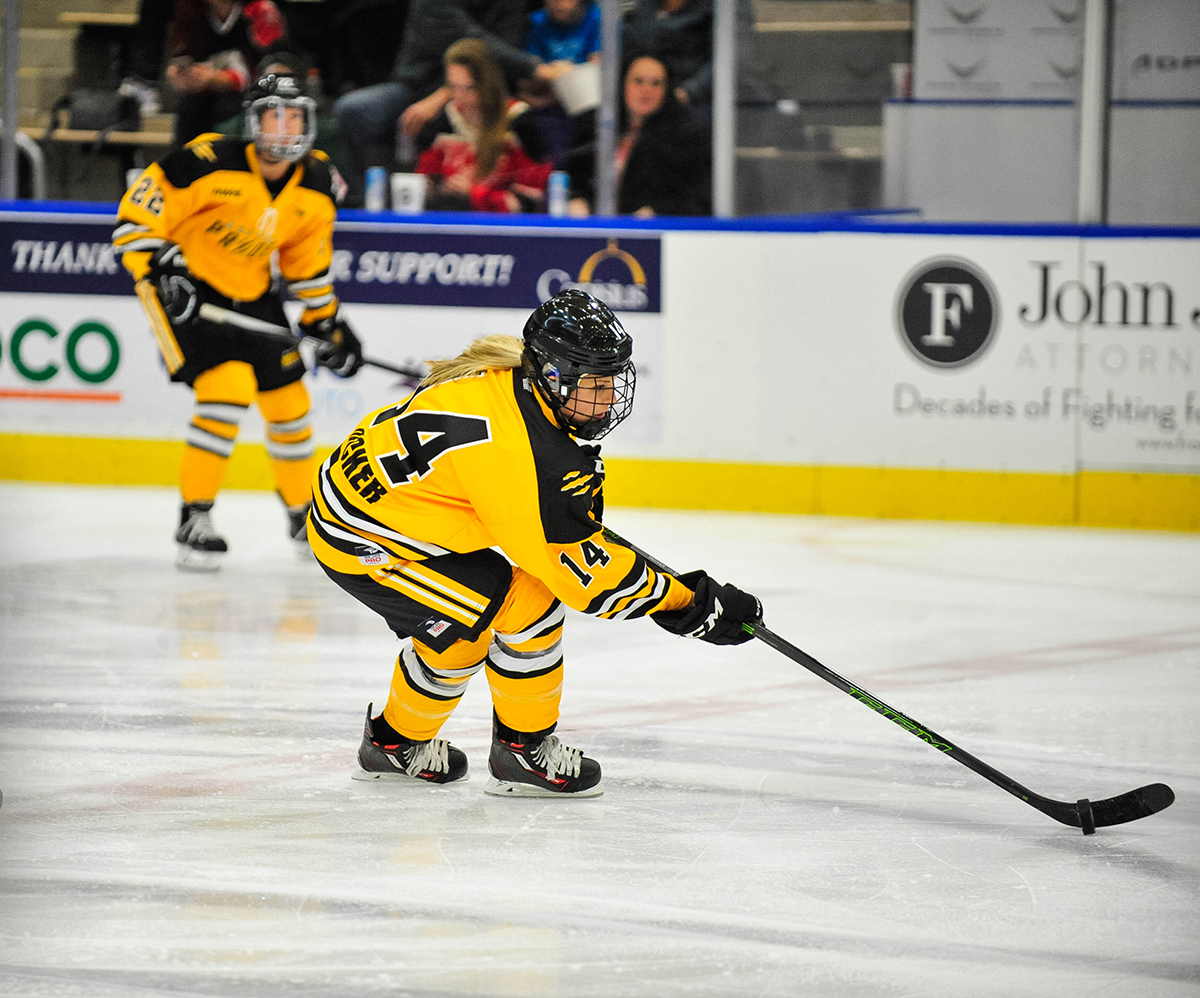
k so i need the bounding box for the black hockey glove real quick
[302,314,364,377]
[147,243,199,324]
[579,444,605,523]
[650,570,762,646]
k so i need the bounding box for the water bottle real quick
[547,171,568,217]
[364,167,387,212]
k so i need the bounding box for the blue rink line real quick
[2,198,1199,239]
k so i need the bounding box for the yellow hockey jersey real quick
[309,367,694,620]
[113,135,338,322]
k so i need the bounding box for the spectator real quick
[164,0,289,145]
[519,0,602,165]
[332,0,570,201]
[621,0,758,115]
[415,38,552,213]
[525,0,601,68]
[565,53,710,218]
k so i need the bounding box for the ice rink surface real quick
[1,481,1197,998]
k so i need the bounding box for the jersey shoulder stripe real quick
[160,137,251,189]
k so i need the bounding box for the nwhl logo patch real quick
[355,545,387,567]
[423,618,452,638]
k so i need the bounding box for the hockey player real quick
[114,72,363,570]
[310,289,761,797]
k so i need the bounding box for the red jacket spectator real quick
[415,38,552,213]
[418,100,551,212]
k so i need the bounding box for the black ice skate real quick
[352,704,468,784]
[286,502,313,559]
[174,501,228,572]
[485,715,603,798]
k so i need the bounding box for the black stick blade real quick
[1090,783,1175,828]
[1076,799,1096,835]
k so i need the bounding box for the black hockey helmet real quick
[522,289,636,440]
[244,73,317,162]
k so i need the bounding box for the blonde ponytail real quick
[422,334,525,387]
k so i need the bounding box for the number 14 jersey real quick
[308,367,693,620]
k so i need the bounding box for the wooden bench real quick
[58,11,139,26]
[20,125,173,146]
[19,123,172,198]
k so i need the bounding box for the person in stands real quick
[415,38,552,213]
[332,0,562,201]
[565,53,710,217]
[164,0,290,145]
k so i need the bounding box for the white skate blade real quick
[352,768,469,784]
[175,546,224,572]
[483,776,604,798]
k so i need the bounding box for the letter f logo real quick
[897,258,997,368]
[921,282,974,347]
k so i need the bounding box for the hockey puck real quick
[1076,798,1096,835]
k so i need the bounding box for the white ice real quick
[1,482,1198,997]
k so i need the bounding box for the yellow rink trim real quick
[0,432,335,492]
[1,432,1197,531]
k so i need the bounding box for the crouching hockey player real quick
[309,289,761,797]
[113,72,363,570]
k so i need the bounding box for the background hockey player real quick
[113,72,364,570]
[309,289,761,797]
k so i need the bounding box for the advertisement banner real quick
[668,229,1200,476]
[332,227,661,312]
[0,213,665,448]
[0,216,661,313]
[4,210,1197,479]
[884,237,1199,473]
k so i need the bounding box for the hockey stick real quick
[196,303,426,382]
[602,525,1175,835]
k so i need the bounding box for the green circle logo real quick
[66,322,120,383]
[10,319,59,382]
[7,319,121,384]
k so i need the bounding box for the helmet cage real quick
[246,92,317,162]
[522,292,636,440]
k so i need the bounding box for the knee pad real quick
[396,642,484,701]
[188,362,256,456]
[489,601,566,679]
[264,412,314,461]
[259,381,314,461]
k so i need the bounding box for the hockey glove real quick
[650,570,762,646]
[147,243,199,324]
[302,315,364,377]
